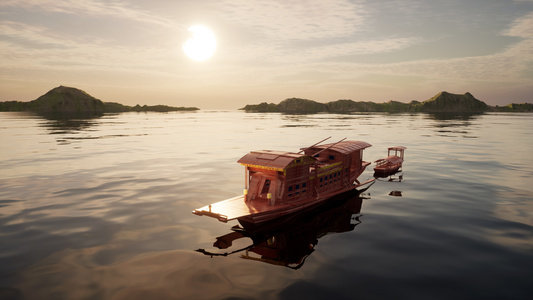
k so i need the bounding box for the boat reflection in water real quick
[196,188,370,269]
[373,170,403,182]
[373,170,404,197]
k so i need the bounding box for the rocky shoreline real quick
[2,87,531,114]
[0,86,199,113]
[241,92,532,113]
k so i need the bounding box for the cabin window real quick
[314,154,319,158]
[288,186,293,192]
[295,184,300,190]
[320,178,323,182]
[346,168,349,173]
[329,155,335,160]
[333,173,336,178]
[303,183,307,188]
[296,159,301,163]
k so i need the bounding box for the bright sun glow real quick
[182,25,217,61]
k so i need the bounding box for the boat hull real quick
[373,164,401,174]
[193,178,375,224]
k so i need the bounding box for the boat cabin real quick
[238,141,372,206]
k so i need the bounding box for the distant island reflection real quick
[39,112,104,134]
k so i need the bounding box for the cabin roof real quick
[305,140,372,154]
[376,156,403,164]
[238,150,312,170]
[388,146,407,150]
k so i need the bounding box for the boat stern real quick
[192,195,259,223]
[193,206,229,222]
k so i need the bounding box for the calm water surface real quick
[0,111,532,300]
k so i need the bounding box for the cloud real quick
[212,0,421,65]
[217,0,368,40]
[0,0,175,27]
[225,37,419,66]
[296,37,421,61]
[505,11,533,38]
[0,1,190,82]
[317,11,533,84]
[0,20,174,78]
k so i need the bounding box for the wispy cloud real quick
[212,0,421,64]
[505,11,533,38]
[0,0,185,78]
[0,0,175,27]
[217,0,368,41]
[0,20,173,76]
[296,37,421,61]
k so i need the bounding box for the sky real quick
[1,0,533,109]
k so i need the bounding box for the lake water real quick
[1,111,532,300]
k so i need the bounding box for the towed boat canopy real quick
[387,146,406,159]
[375,156,403,165]
[388,146,407,151]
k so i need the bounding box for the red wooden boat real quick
[373,146,406,174]
[193,137,375,224]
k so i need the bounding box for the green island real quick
[0,86,199,114]
[241,92,533,113]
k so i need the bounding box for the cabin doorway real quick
[249,174,276,202]
[260,179,271,196]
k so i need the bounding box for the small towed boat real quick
[374,146,406,174]
[193,137,375,224]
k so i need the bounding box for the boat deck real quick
[193,195,280,222]
[193,177,376,223]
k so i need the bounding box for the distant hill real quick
[492,103,533,112]
[0,86,199,113]
[277,98,328,113]
[417,92,488,112]
[241,91,532,113]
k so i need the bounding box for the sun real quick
[182,25,217,61]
